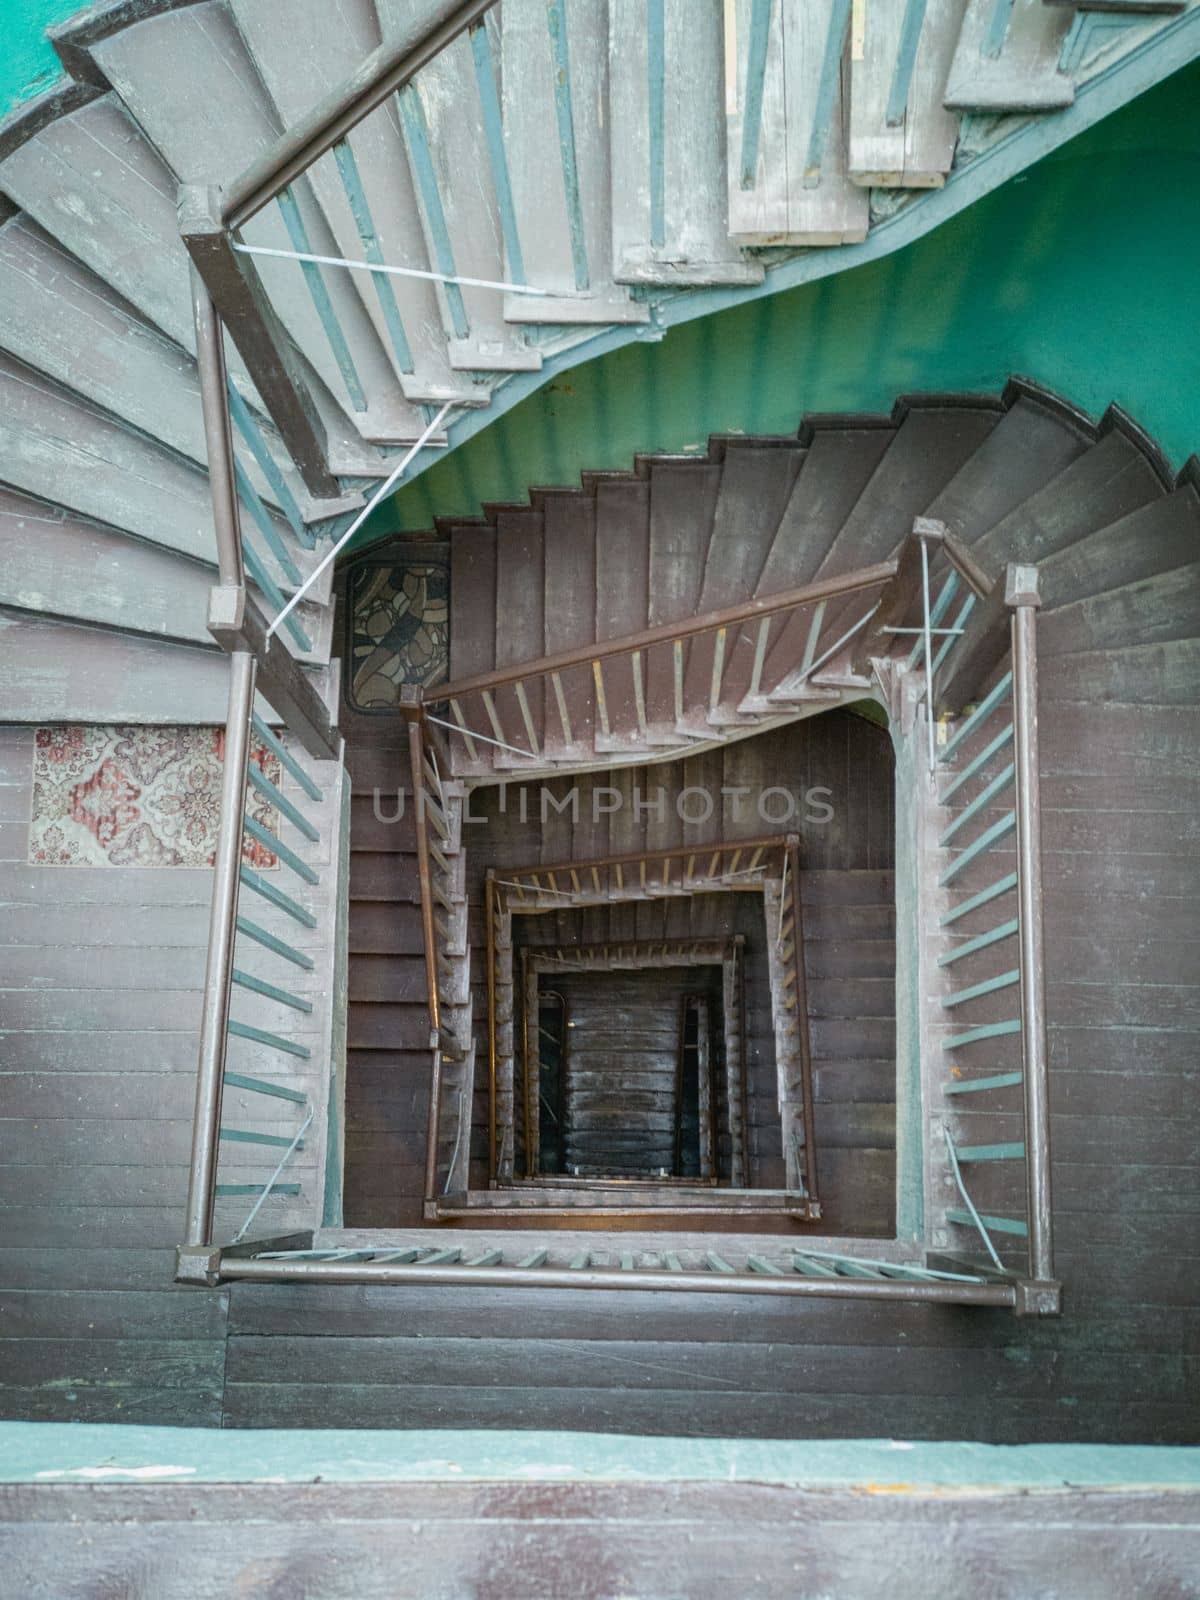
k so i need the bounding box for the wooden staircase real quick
[0,0,1195,724]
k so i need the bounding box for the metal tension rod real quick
[1008,563,1054,1286]
[268,401,453,638]
[232,241,553,298]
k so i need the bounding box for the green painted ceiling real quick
[368,60,1199,552]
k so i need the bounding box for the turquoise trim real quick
[246,762,320,842]
[940,871,1017,926]
[243,816,320,884]
[398,85,470,340]
[940,761,1015,844]
[739,0,774,189]
[251,715,323,803]
[231,967,313,1015]
[647,0,666,248]
[546,0,589,290]
[219,1125,307,1147]
[333,136,416,375]
[982,0,1016,61]
[240,537,312,654]
[4,1423,1198,1488]
[943,1017,1021,1050]
[224,1071,309,1105]
[944,1069,1023,1095]
[956,1140,1025,1162]
[239,865,317,929]
[236,915,315,971]
[947,1207,1028,1236]
[233,456,302,586]
[940,723,1014,805]
[276,187,367,412]
[938,917,1019,966]
[887,0,929,128]
[805,0,853,184]
[226,382,309,546]
[939,810,1015,885]
[470,19,526,284]
[941,967,1019,1008]
[227,1019,312,1060]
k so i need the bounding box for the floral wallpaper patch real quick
[29,726,280,868]
[349,551,449,710]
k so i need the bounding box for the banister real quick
[1006,563,1054,1286]
[220,0,499,230]
[432,561,898,706]
[184,649,256,1248]
[402,697,445,1202]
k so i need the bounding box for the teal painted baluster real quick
[944,1070,1024,1095]
[246,762,320,842]
[739,0,774,189]
[946,1208,1027,1236]
[546,0,590,289]
[940,872,1018,927]
[240,537,312,654]
[398,86,470,340]
[333,136,416,375]
[276,187,367,411]
[942,967,1020,1008]
[243,816,320,884]
[940,761,1015,844]
[939,917,1019,967]
[227,1019,312,1060]
[250,716,323,803]
[886,0,928,127]
[956,1141,1026,1162]
[940,723,1014,805]
[239,865,317,929]
[470,19,526,282]
[233,458,302,586]
[647,0,666,248]
[236,916,315,970]
[982,0,1017,59]
[224,1071,309,1104]
[216,1182,301,1196]
[939,810,1016,886]
[226,381,309,547]
[940,672,1012,763]
[906,572,957,671]
[931,594,976,676]
[943,1017,1021,1050]
[231,967,313,1014]
[220,1123,308,1146]
[805,0,853,186]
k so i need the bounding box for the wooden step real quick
[499,0,648,326]
[230,0,487,407]
[85,0,422,440]
[849,0,965,187]
[1039,563,1200,657]
[609,0,763,286]
[945,0,1074,112]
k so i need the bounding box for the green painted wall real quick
[1,0,89,109]
[370,62,1199,549]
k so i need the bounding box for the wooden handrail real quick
[429,562,898,706]
[501,833,798,891]
[222,0,498,228]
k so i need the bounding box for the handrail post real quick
[486,868,498,1184]
[402,689,444,1202]
[184,649,256,1247]
[191,264,245,589]
[1007,563,1054,1286]
[787,837,819,1204]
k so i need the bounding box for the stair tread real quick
[849,0,965,187]
[945,0,1075,112]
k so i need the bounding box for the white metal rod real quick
[267,402,453,638]
[424,711,535,759]
[233,240,553,297]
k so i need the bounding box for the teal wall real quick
[370,62,1199,548]
[1,0,88,109]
